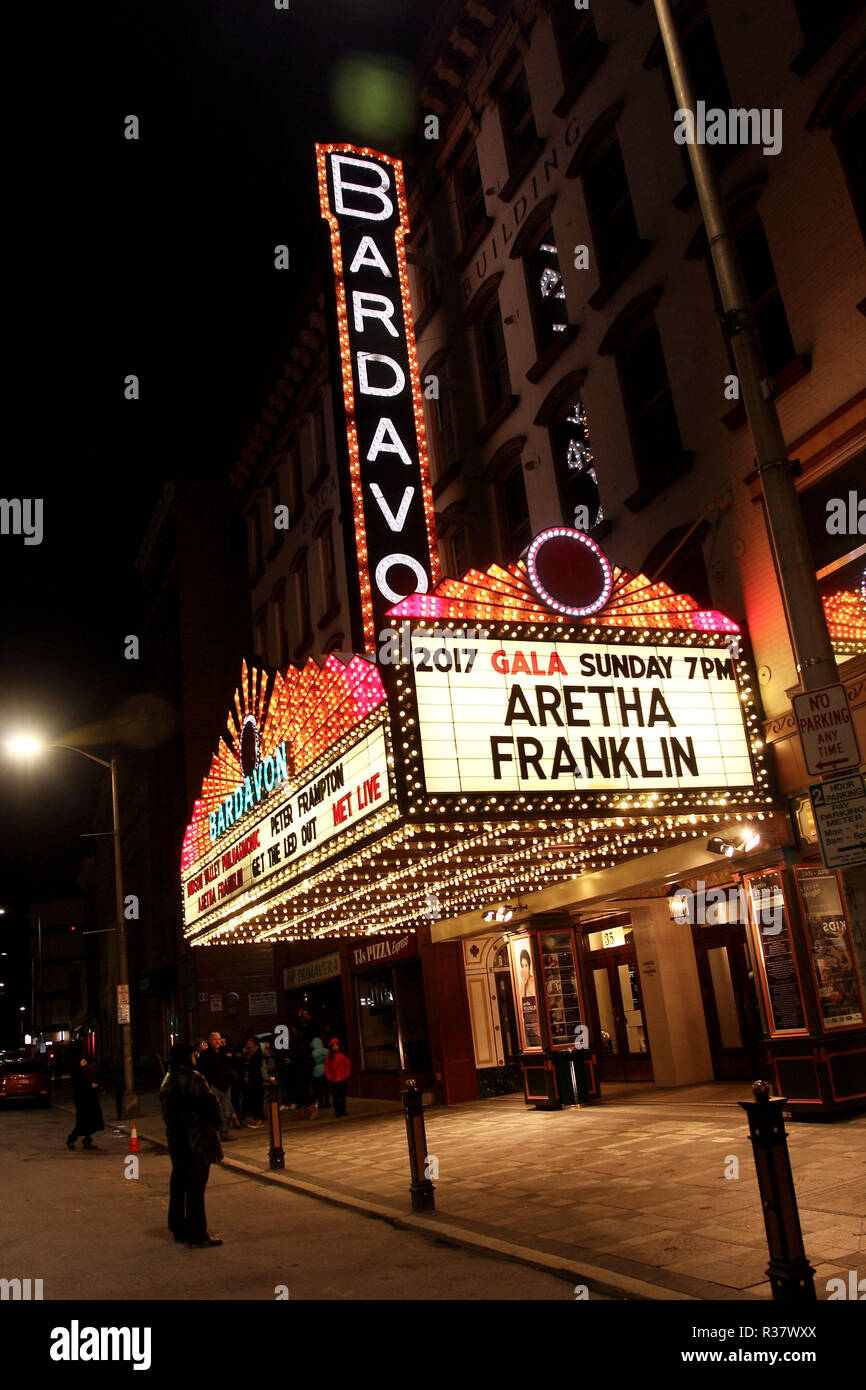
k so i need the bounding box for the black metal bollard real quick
[267,1080,285,1170]
[573,1048,589,1106]
[402,1079,435,1213]
[739,1080,815,1301]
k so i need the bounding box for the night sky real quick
[0,1,440,1020]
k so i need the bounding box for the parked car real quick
[0,1055,52,1106]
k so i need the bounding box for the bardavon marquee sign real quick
[179,149,771,946]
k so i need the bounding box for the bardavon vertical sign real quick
[316,143,441,652]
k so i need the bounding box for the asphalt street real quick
[0,1102,583,1301]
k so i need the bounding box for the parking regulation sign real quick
[809,773,866,869]
[793,683,861,778]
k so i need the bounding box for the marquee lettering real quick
[317,143,440,650]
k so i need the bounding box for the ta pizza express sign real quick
[410,633,755,793]
[317,143,440,651]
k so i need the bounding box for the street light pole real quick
[652,0,840,694]
[110,756,138,1117]
[53,745,139,1118]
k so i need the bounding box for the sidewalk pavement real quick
[80,1083,866,1302]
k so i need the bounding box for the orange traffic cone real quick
[127,1124,141,1154]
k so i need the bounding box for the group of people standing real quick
[61,1018,352,1247]
[190,1023,352,1140]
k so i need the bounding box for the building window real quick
[798,452,866,604]
[253,608,268,664]
[500,65,538,174]
[526,227,569,353]
[272,585,287,669]
[412,225,438,323]
[310,400,328,483]
[287,445,304,521]
[319,521,338,615]
[554,1,602,80]
[450,526,468,578]
[736,218,796,377]
[698,210,797,380]
[247,509,263,578]
[497,458,532,562]
[293,553,312,645]
[456,146,487,244]
[583,134,641,285]
[618,320,682,487]
[552,399,603,534]
[835,95,866,245]
[649,6,735,196]
[793,0,861,45]
[807,54,866,248]
[478,300,512,416]
[642,525,713,610]
[422,359,457,482]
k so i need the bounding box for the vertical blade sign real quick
[316,144,441,652]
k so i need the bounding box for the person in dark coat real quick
[159,1041,223,1247]
[241,1035,266,1125]
[100,1055,125,1120]
[66,1044,105,1149]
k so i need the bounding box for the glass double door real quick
[691,924,767,1081]
[585,946,652,1082]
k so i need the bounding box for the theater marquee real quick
[411,633,755,794]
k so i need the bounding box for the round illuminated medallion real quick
[526,527,613,617]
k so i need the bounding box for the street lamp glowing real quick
[7,734,44,759]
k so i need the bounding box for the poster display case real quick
[795,866,865,1033]
[743,869,809,1038]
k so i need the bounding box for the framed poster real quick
[795,866,865,1031]
[743,870,808,1037]
[538,930,584,1048]
[509,934,543,1051]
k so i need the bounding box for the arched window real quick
[290,549,312,654]
[642,525,712,611]
[535,372,604,536]
[253,607,268,665]
[486,436,532,562]
[465,273,516,439]
[421,350,457,483]
[271,583,287,669]
[313,512,339,617]
[556,400,603,534]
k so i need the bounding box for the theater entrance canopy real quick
[181,530,781,948]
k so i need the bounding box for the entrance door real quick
[585,946,652,1082]
[692,924,767,1080]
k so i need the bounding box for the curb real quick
[108,1113,701,1301]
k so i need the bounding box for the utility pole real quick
[110,757,139,1118]
[652,0,840,695]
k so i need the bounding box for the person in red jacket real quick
[324,1037,350,1117]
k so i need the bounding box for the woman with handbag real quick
[159,1041,223,1247]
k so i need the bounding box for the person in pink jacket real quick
[324,1037,350,1117]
